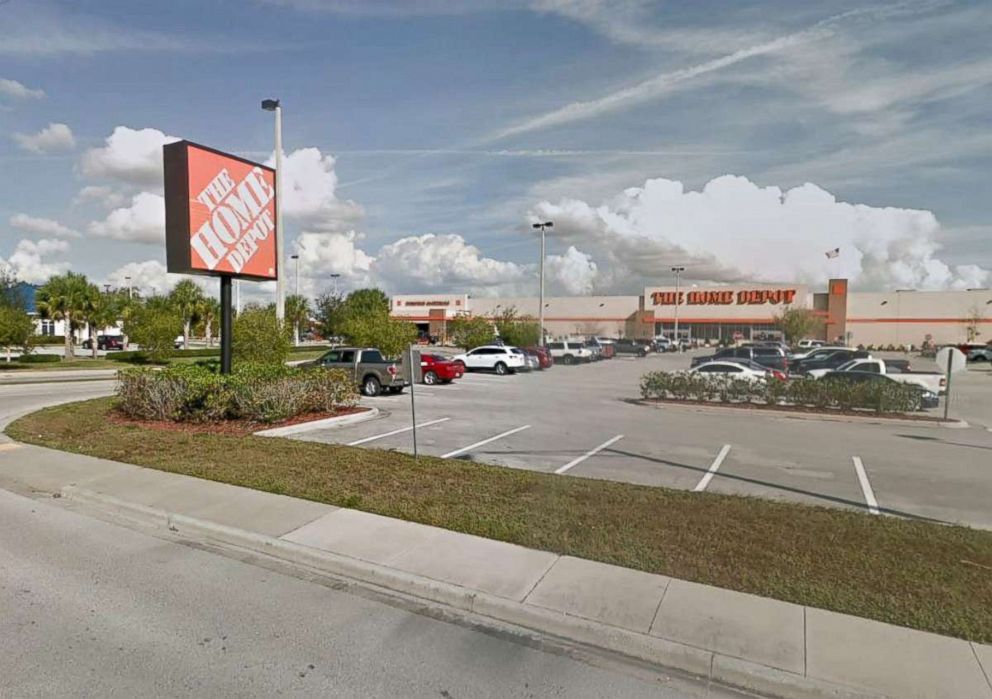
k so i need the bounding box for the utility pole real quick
[532,221,553,345]
[261,98,285,324]
[671,266,685,348]
[290,254,300,346]
[330,273,341,298]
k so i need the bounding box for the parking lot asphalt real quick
[293,351,992,530]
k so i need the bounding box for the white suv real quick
[451,345,527,375]
[546,340,593,365]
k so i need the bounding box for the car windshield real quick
[836,359,859,371]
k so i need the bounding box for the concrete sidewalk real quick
[0,443,989,699]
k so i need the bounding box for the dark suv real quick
[791,349,870,375]
[613,339,648,357]
[690,346,788,372]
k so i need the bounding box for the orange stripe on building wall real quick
[847,318,992,324]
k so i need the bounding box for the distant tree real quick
[774,308,822,346]
[195,296,221,348]
[340,311,416,357]
[233,305,292,365]
[168,280,205,349]
[964,305,985,343]
[0,305,34,362]
[36,272,93,359]
[1,267,22,309]
[342,288,389,318]
[492,307,540,347]
[83,288,121,359]
[447,315,496,350]
[285,294,311,345]
[314,292,347,340]
[125,296,182,363]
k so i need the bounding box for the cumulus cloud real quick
[371,233,528,296]
[530,175,989,292]
[0,239,70,284]
[81,126,179,185]
[10,213,80,239]
[0,78,45,100]
[266,148,363,229]
[73,185,128,209]
[101,259,197,297]
[13,123,75,154]
[88,192,165,244]
[293,230,375,296]
[545,245,598,294]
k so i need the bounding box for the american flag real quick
[825,247,840,259]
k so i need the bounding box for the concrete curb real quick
[253,407,379,437]
[631,398,969,429]
[60,485,875,699]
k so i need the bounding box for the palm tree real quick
[196,296,220,348]
[83,288,121,359]
[285,294,311,346]
[36,272,92,359]
[168,280,204,350]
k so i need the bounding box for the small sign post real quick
[407,346,422,457]
[935,346,966,421]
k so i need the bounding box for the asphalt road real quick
[0,488,739,698]
[298,351,992,530]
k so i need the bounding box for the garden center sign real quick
[163,141,278,281]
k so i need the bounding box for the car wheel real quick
[423,370,438,385]
[494,361,508,375]
[561,354,574,365]
[454,360,467,372]
[440,378,453,384]
[362,375,382,397]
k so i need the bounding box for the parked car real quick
[546,340,594,364]
[967,346,992,362]
[796,339,826,349]
[788,345,848,362]
[510,347,537,371]
[308,347,408,396]
[579,339,603,361]
[450,345,527,375]
[820,371,940,410]
[418,353,464,385]
[690,346,789,373]
[687,361,768,383]
[173,334,185,349]
[791,349,870,376]
[810,357,946,394]
[612,339,648,357]
[81,335,124,351]
[523,346,553,369]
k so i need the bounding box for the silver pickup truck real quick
[308,347,408,397]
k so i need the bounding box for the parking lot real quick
[292,351,992,530]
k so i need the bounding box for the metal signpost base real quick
[220,276,233,375]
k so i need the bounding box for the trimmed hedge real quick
[108,344,328,364]
[13,354,62,364]
[640,371,924,414]
[30,336,68,346]
[116,363,357,423]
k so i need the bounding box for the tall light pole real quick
[261,98,285,324]
[124,276,132,299]
[290,254,300,346]
[671,265,685,348]
[329,273,341,298]
[532,221,553,345]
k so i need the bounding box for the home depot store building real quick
[391,281,992,346]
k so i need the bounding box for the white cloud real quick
[293,230,374,296]
[371,233,528,296]
[0,77,45,100]
[545,245,598,294]
[266,148,364,229]
[81,126,179,185]
[0,239,70,284]
[530,174,990,292]
[9,213,80,239]
[13,123,75,153]
[73,185,128,209]
[88,192,165,244]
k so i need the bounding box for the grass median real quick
[8,397,992,644]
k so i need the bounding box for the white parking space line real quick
[852,456,880,515]
[347,418,451,446]
[441,425,532,459]
[555,435,624,475]
[693,444,732,492]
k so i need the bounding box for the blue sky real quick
[1,0,990,298]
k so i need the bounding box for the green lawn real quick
[8,397,992,644]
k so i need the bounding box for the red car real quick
[523,346,553,369]
[419,353,464,384]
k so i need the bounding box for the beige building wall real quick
[469,296,640,339]
[846,289,992,347]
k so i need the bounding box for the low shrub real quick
[116,363,357,423]
[640,371,923,415]
[15,353,61,364]
[29,335,67,346]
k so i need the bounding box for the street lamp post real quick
[532,221,553,345]
[329,273,341,298]
[124,276,132,300]
[261,98,285,325]
[671,266,685,349]
[290,254,300,346]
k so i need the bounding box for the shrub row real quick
[14,354,62,364]
[640,371,924,414]
[29,336,68,346]
[107,344,329,364]
[117,363,357,423]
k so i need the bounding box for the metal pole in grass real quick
[408,345,419,457]
[220,275,233,375]
[943,349,953,421]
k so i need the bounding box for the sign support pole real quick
[220,275,233,375]
[943,349,953,421]
[408,345,418,458]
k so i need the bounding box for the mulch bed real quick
[633,397,950,422]
[107,405,368,436]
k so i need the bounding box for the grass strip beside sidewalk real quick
[8,397,992,644]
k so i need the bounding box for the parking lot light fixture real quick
[261,98,285,325]
[671,266,686,347]
[533,221,553,345]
